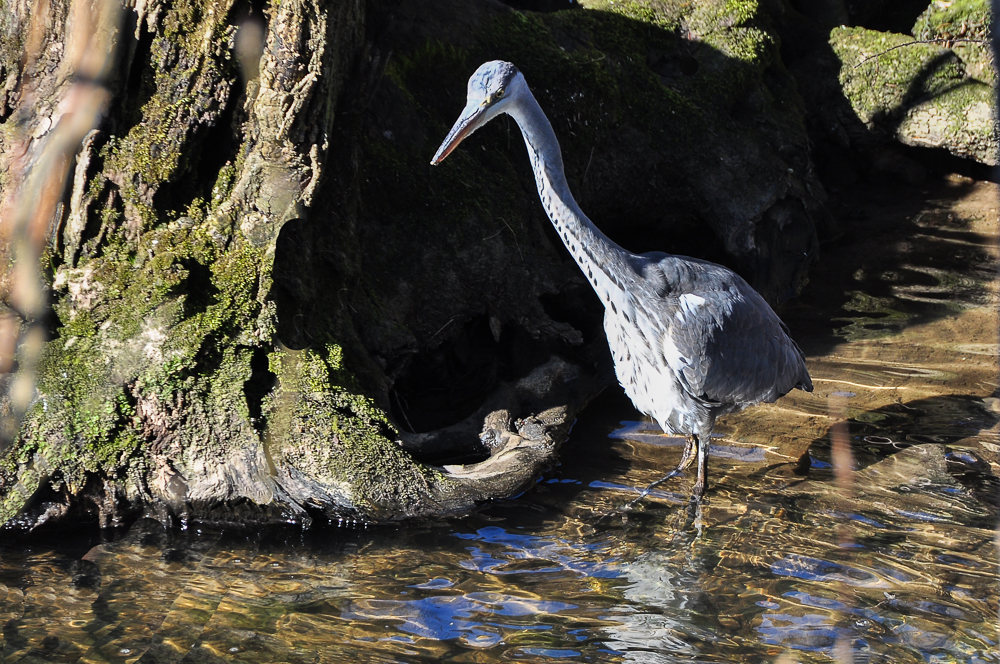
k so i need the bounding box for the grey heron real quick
[431,61,813,500]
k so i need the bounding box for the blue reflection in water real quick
[902,599,971,621]
[757,611,849,651]
[520,647,582,658]
[783,590,850,612]
[871,562,918,583]
[893,622,951,650]
[936,553,990,569]
[343,593,567,646]
[453,526,621,578]
[771,553,882,586]
[588,479,682,502]
[895,509,953,523]
[834,511,888,528]
[409,577,454,590]
[340,526,623,652]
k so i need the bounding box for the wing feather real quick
[637,253,811,407]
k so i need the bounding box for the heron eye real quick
[495,88,505,99]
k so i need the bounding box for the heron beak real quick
[431,102,487,165]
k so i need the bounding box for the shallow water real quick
[2,176,999,663]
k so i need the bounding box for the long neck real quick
[507,90,635,306]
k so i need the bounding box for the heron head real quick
[431,61,524,165]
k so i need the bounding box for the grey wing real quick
[642,255,812,406]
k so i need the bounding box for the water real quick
[1,175,998,663]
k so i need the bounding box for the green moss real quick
[832,25,995,163]
[163,0,206,41]
[580,0,778,106]
[0,461,47,525]
[28,211,264,482]
[0,0,23,74]
[267,344,447,516]
[184,197,208,224]
[847,409,888,424]
[579,0,680,27]
[912,0,991,42]
[206,241,262,327]
[833,291,915,341]
[34,336,115,438]
[101,0,239,231]
[913,0,994,85]
[102,75,203,227]
[832,26,967,123]
[57,309,96,340]
[927,77,993,129]
[211,162,237,209]
[63,228,198,341]
[85,394,142,470]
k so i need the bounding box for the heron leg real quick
[692,434,710,499]
[620,434,697,512]
[678,434,696,472]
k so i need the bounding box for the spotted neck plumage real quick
[507,89,635,310]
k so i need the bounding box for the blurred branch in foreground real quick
[827,391,856,664]
[0,0,122,450]
[992,0,999,647]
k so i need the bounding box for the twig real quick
[854,38,990,68]
[500,217,523,261]
[391,389,416,434]
[582,146,595,186]
[429,315,459,340]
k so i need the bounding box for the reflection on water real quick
[2,459,996,663]
[1,176,998,663]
